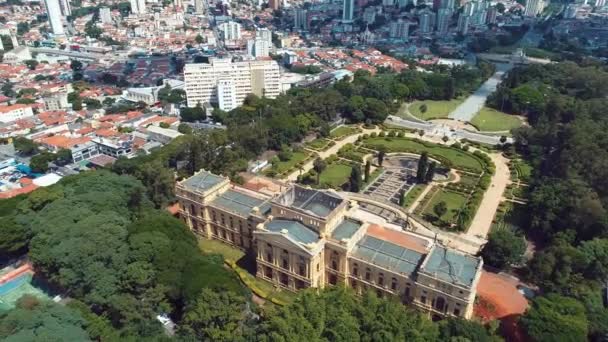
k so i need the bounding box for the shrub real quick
[370,132,377,138]
[379,131,386,137]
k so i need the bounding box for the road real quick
[448,63,512,122]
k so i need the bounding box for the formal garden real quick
[264,148,313,178]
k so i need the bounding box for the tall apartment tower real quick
[269,0,281,10]
[184,59,281,110]
[343,0,355,23]
[100,7,113,23]
[436,8,451,33]
[389,19,410,39]
[457,13,470,35]
[44,0,65,36]
[58,0,71,16]
[194,0,205,13]
[419,10,435,34]
[294,9,308,30]
[524,0,544,16]
[219,21,242,41]
[595,0,606,7]
[130,0,147,14]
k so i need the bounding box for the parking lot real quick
[362,155,419,205]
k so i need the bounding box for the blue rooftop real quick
[182,171,224,192]
[331,219,362,241]
[352,236,424,276]
[265,219,319,245]
[210,189,270,217]
[421,246,481,287]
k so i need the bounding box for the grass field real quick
[470,107,523,132]
[199,239,296,304]
[364,137,484,173]
[408,99,464,120]
[319,163,352,188]
[422,189,468,223]
[402,183,427,208]
[269,151,308,174]
[306,138,331,151]
[330,126,358,139]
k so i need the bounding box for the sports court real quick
[0,264,49,311]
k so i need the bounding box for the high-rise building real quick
[100,7,113,24]
[382,0,395,7]
[524,0,544,17]
[58,0,71,16]
[433,0,441,11]
[436,8,451,34]
[219,21,242,41]
[294,9,308,30]
[269,0,281,10]
[389,19,410,39]
[342,0,355,23]
[194,0,205,13]
[486,6,497,24]
[44,0,65,36]
[440,0,455,11]
[457,13,470,35]
[184,59,281,109]
[419,10,435,34]
[595,0,606,7]
[130,0,147,14]
[247,38,271,58]
[463,1,475,15]
[257,28,272,44]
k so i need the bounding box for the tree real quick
[433,201,447,220]
[416,152,429,183]
[159,122,170,129]
[55,149,73,165]
[102,97,116,107]
[24,59,38,70]
[419,104,428,113]
[521,294,588,342]
[495,2,505,13]
[377,146,387,166]
[1,82,15,97]
[442,135,449,143]
[258,288,439,341]
[499,135,507,144]
[71,60,83,72]
[195,34,204,44]
[399,189,406,206]
[364,160,371,182]
[313,158,326,184]
[13,137,38,155]
[425,161,436,183]
[180,105,206,122]
[481,228,526,269]
[438,318,502,342]
[0,296,91,341]
[178,123,193,134]
[179,288,250,341]
[349,165,362,192]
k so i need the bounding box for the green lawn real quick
[306,138,331,151]
[458,173,481,187]
[319,163,352,188]
[514,160,533,182]
[199,238,296,305]
[422,189,468,223]
[408,99,464,120]
[402,183,427,208]
[470,107,523,132]
[330,126,358,139]
[268,151,308,175]
[364,137,484,173]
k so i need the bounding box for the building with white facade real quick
[219,21,242,41]
[184,59,281,109]
[524,0,544,17]
[43,0,65,36]
[0,104,34,123]
[457,14,470,35]
[130,0,147,14]
[43,93,69,111]
[419,10,435,34]
[100,7,113,24]
[58,0,71,16]
[294,9,308,30]
[217,79,238,111]
[436,9,451,34]
[248,38,271,58]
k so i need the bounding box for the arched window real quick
[391,278,398,291]
[378,273,384,286]
[435,297,446,312]
[353,263,359,276]
[365,268,371,281]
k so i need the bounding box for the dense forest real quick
[487,61,608,341]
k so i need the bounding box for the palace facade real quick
[176,170,483,319]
